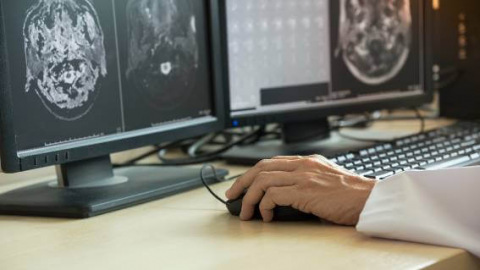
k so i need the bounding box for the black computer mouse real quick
[226,192,318,221]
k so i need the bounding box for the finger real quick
[309,155,340,168]
[259,186,297,222]
[225,159,301,199]
[240,171,298,221]
[307,155,358,176]
[271,156,304,160]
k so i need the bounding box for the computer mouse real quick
[226,192,318,221]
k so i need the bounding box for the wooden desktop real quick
[1,117,479,269]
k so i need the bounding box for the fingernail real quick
[225,189,231,198]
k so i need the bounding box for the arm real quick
[226,156,480,257]
[357,167,480,257]
[226,155,377,225]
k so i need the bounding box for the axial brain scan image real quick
[126,0,199,110]
[337,0,412,85]
[23,0,107,121]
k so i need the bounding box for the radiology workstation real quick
[0,0,479,269]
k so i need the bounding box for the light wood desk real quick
[1,118,479,270]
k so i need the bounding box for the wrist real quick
[352,177,377,224]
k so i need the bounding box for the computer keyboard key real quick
[329,122,480,179]
[346,154,356,160]
[420,156,471,170]
[355,169,374,176]
[470,153,480,160]
[365,171,395,180]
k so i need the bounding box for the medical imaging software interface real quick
[2,0,214,153]
[227,0,424,117]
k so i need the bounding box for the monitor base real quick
[222,132,376,166]
[0,165,228,218]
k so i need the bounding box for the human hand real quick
[225,155,378,225]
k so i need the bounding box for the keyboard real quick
[330,121,480,180]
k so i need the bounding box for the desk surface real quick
[1,118,479,270]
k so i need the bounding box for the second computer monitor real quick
[224,0,432,127]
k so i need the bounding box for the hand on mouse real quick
[225,155,378,225]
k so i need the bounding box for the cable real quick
[126,127,263,167]
[200,165,227,204]
[200,165,243,205]
[413,107,426,134]
[115,127,263,168]
[119,140,182,166]
[121,146,162,166]
[336,107,427,144]
[188,133,218,158]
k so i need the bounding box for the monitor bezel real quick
[220,0,435,128]
[0,0,226,173]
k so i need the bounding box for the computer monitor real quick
[0,0,226,218]
[221,0,434,164]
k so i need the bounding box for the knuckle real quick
[256,171,270,180]
[265,187,279,197]
[256,159,270,169]
[303,157,319,167]
[301,173,318,187]
[253,172,270,186]
[299,172,313,181]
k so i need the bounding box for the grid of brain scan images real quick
[2,0,214,151]
[228,0,423,115]
[227,0,332,112]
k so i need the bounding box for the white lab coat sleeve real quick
[356,166,480,257]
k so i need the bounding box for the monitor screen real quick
[226,0,424,118]
[1,0,215,157]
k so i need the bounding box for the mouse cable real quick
[200,164,243,205]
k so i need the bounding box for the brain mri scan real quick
[23,0,107,121]
[337,0,412,85]
[126,0,199,110]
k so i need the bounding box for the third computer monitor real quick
[224,0,432,127]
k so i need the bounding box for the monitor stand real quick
[222,118,376,166]
[0,156,228,218]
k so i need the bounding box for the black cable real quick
[114,127,262,168]
[200,165,243,205]
[413,107,426,134]
[200,165,227,204]
[121,146,162,166]
[119,140,183,166]
[132,127,263,167]
[336,107,428,144]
